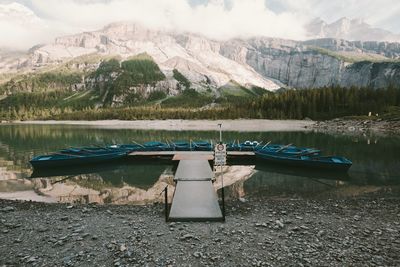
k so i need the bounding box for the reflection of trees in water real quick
[244,170,339,197]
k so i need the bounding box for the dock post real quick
[221,166,226,222]
[164,186,169,222]
[218,123,222,143]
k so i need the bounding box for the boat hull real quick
[255,152,352,172]
[30,152,127,169]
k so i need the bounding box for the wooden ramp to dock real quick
[168,158,223,222]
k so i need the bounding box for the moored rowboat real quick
[30,151,127,169]
[255,150,352,171]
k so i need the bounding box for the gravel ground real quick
[1,192,400,267]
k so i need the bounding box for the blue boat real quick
[255,150,352,171]
[192,140,212,151]
[108,144,142,153]
[30,150,127,169]
[142,141,170,151]
[239,140,262,151]
[171,141,191,151]
[226,141,240,151]
[258,144,321,156]
[60,147,118,154]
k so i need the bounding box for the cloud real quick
[1,0,399,50]
[31,0,307,39]
[272,0,400,33]
[0,0,307,49]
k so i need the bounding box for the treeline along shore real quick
[1,86,400,121]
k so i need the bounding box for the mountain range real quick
[0,2,400,109]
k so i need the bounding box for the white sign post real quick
[214,143,227,166]
[214,142,226,221]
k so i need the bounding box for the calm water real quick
[0,124,399,204]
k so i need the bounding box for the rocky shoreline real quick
[311,118,400,136]
[1,191,399,266]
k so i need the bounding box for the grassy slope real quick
[308,46,400,63]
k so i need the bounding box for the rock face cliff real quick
[340,62,400,88]
[233,39,344,89]
[1,22,400,91]
[26,23,281,91]
[221,37,400,89]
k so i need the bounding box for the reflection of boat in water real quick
[254,163,350,181]
[30,161,127,178]
[30,160,173,189]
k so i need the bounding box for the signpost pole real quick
[221,164,225,221]
[218,123,222,143]
[214,125,226,221]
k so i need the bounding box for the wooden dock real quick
[168,158,223,222]
[127,149,253,221]
[128,150,255,159]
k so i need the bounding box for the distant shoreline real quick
[4,118,399,135]
[6,119,315,132]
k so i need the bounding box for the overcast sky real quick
[1,0,399,49]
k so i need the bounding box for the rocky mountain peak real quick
[306,17,400,42]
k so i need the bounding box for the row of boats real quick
[29,140,352,172]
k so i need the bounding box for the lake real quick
[0,123,399,204]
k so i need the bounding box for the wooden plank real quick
[128,150,254,157]
[168,180,223,221]
[172,153,213,161]
[174,160,214,181]
[129,151,214,156]
[129,151,176,156]
[227,151,255,156]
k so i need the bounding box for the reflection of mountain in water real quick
[14,164,255,205]
[30,170,175,205]
[31,160,173,189]
[26,161,176,204]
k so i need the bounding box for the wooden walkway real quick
[168,157,223,221]
[127,150,251,221]
[128,150,255,159]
